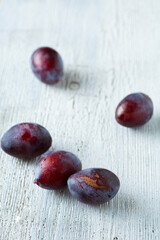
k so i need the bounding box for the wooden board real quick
[0,0,160,239]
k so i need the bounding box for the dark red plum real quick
[34,151,82,190]
[115,92,153,127]
[67,168,120,204]
[31,47,63,85]
[1,123,52,158]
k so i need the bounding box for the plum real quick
[31,47,63,84]
[34,151,82,190]
[67,168,120,204]
[1,123,52,158]
[115,93,153,127]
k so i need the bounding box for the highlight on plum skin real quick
[31,47,64,85]
[67,168,120,205]
[115,92,153,128]
[1,123,52,158]
[34,151,82,190]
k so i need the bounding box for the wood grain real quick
[0,0,160,239]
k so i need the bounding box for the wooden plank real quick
[0,0,160,239]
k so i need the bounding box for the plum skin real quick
[67,168,120,204]
[1,123,52,158]
[31,47,64,85]
[115,92,153,127]
[34,151,82,190]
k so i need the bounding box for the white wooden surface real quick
[0,1,160,239]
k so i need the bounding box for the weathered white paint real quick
[0,0,160,239]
